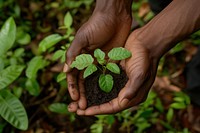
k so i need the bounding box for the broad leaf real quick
[108,47,132,60]
[83,64,97,78]
[106,63,120,74]
[0,17,16,56]
[64,12,73,28]
[0,90,28,130]
[52,50,65,61]
[94,49,105,65]
[49,103,68,114]
[57,72,66,82]
[170,102,186,109]
[38,34,63,53]
[0,65,25,90]
[70,54,94,70]
[25,79,40,96]
[166,108,174,123]
[26,56,46,79]
[99,74,113,93]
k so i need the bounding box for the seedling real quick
[70,47,132,93]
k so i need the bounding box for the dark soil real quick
[84,66,128,107]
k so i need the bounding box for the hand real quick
[75,30,160,115]
[65,6,132,112]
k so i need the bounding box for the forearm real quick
[135,0,200,58]
[94,0,133,15]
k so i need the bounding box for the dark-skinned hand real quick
[64,8,132,112]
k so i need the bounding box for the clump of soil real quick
[84,66,128,107]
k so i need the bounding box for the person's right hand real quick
[65,7,132,112]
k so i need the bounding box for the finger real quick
[67,69,79,101]
[68,102,78,113]
[78,72,87,109]
[77,97,122,115]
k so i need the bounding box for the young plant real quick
[70,47,132,93]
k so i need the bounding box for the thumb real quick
[64,34,87,72]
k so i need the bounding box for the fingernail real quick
[63,63,70,72]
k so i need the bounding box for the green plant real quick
[70,48,132,93]
[0,17,28,130]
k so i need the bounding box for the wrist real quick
[94,0,133,16]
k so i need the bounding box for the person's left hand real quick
[72,31,160,115]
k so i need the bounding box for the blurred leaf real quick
[26,56,46,79]
[38,34,63,53]
[64,12,73,28]
[16,27,31,45]
[52,50,65,61]
[48,103,68,114]
[0,17,16,56]
[166,108,174,123]
[0,90,28,130]
[169,43,184,54]
[0,65,25,90]
[155,98,164,113]
[25,79,40,96]
[12,87,23,98]
[170,102,186,109]
[57,72,66,82]
[13,48,24,57]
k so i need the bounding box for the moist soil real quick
[84,66,128,107]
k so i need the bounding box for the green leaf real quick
[99,74,113,93]
[16,27,31,45]
[56,72,66,82]
[70,54,94,70]
[94,49,105,65]
[166,108,174,123]
[52,50,65,61]
[64,12,73,28]
[48,103,68,114]
[0,65,25,90]
[26,56,46,79]
[0,17,16,56]
[170,102,186,109]
[108,47,132,61]
[25,79,40,96]
[38,34,63,53]
[106,63,120,74]
[0,90,28,130]
[83,64,97,78]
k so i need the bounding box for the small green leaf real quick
[16,28,31,45]
[108,47,132,60]
[57,72,66,82]
[83,64,97,78]
[64,12,73,28]
[106,63,120,74]
[0,65,25,90]
[52,50,65,61]
[170,102,186,109]
[38,34,63,53]
[0,17,16,56]
[99,74,113,93]
[25,79,40,96]
[94,49,105,65]
[166,108,174,123]
[49,103,68,114]
[0,90,28,130]
[70,54,94,70]
[26,56,47,79]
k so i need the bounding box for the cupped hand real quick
[75,31,160,115]
[65,10,132,111]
